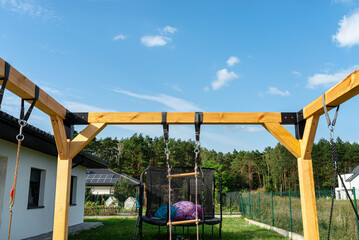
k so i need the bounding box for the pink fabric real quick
[173,201,202,220]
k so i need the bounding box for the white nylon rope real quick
[166,149,172,240]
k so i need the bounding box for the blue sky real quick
[1,0,359,153]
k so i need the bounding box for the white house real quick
[335,166,359,200]
[0,111,107,240]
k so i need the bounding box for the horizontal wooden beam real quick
[86,112,282,125]
[303,68,359,119]
[0,58,67,118]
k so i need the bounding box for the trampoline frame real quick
[137,167,223,239]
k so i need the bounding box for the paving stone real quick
[23,222,103,240]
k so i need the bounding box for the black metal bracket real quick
[0,61,11,109]
[195,112,203,142]
[65,111,89,125]
[281,110,306,140]
[64,124,74,140]
[161,112,169,141]
[64,111,89,139]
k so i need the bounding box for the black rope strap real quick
[323,95,359,239]
[20,85,40,121]
[327,140,359,239]
[195,112,203,142]
[162,112,169,141]
[0,62,11,109]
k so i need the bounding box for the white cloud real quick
[1,0,55,19]
[292,71,302,76]
[333,9,359,47]
[307,65,358,89]
[113,89,203,112]
[113,34,126,41]
[141,35,171,47]
[62,101,115,112]
[267,87,290,96]
[226,56,240,67]
[171,84,182,92]
[141,25,177,47]
[41,86,63,96]
[161,26,177,35]
[211,69,238,90]
[333,0,353,4]
[223,126,265,133]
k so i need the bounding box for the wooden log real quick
[167,172,199,178]
[303,68,359,119]
[52,156,72,240]
[262,122,301,158]
[69,123,107,159]
[298,115,320,240]
[0,58,67,118]
[86,112,282,125]
[50,116,69,159]
[168,219,200,226]
[300,115,319,159]
[50,116,72,240]
[297,158,319,240]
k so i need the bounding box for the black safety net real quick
[144,167,216,219]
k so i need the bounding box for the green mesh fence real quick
[225,188,359,240]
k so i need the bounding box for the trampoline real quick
[137,166,222,239]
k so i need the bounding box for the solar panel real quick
[86,172,121,185]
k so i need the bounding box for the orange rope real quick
[7,139,22,240]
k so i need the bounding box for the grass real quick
[69,217,288,240]
[238,192,359,240]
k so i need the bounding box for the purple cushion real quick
[173,201,202,220]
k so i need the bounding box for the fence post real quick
[353,187,359,240]
[289,190,292,233]
[240,192,244,217]
[248,192,251,219]
[271,191,274,226]
[258,192,261,222]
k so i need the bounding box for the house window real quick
[70,176,78,205]
[28,168,45,209]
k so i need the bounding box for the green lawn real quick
[69,217,288,240]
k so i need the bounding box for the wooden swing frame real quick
[1,57,359,240]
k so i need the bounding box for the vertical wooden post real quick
[297,115,320,240]
[50,117,106,240]
[53,155,72,240]
[51,116,71,240]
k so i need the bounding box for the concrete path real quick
[23,222,103,240]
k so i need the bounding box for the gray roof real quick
[346,166,359,182]
[86,169,140,186]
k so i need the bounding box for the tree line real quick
[83,133,359,192]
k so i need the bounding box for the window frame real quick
[70,175,78,206]
[27,168,46,209]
